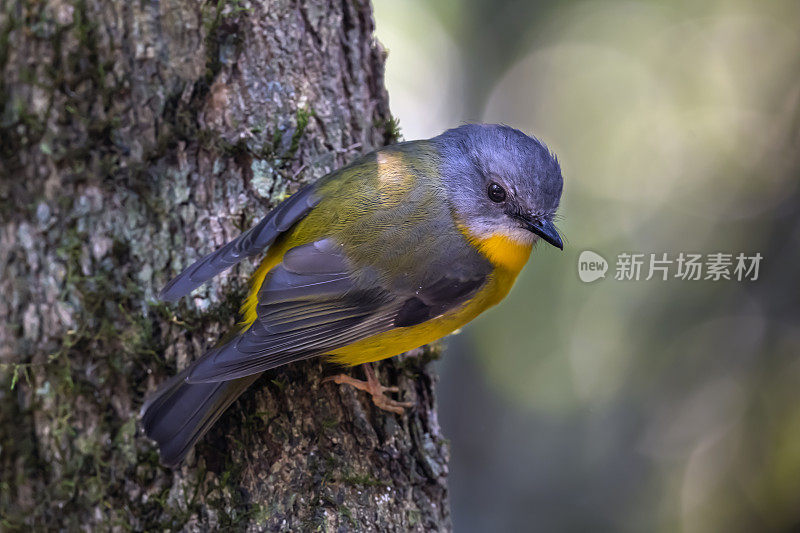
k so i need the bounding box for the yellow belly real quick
[240,231,532,367]
[328,269,514,365]
[329,232,532,366]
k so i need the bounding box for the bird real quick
[141,123,564,467]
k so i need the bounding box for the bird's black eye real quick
[487,182,506,203]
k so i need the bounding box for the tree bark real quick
[0,0,451,530]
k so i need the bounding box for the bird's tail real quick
[140,366,260,467]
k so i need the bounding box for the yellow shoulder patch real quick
[375,150,415,206]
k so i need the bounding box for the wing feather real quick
[159,184,321,302]
[183,237,488,383]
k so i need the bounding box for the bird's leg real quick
[323,362,413,415]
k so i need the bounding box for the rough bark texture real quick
[0,0,451,530]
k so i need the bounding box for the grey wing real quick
[159,184,321,302]
[184,238,488,383]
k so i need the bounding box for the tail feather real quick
[140,367,260,467]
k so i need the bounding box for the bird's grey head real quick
[435,124,564,249]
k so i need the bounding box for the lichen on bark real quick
[0,0,450,530]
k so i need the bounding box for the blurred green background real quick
[371,0,800,531]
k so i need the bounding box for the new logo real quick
[578,250,608,283]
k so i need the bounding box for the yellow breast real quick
[239,217,532,367]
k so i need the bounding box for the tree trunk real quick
[0,0,451,530]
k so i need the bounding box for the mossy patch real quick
[0,204,253,529]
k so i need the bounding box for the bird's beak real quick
[523,218,563,250]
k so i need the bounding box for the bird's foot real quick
[323,362,413,415]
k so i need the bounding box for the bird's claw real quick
[323,363,413,415]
